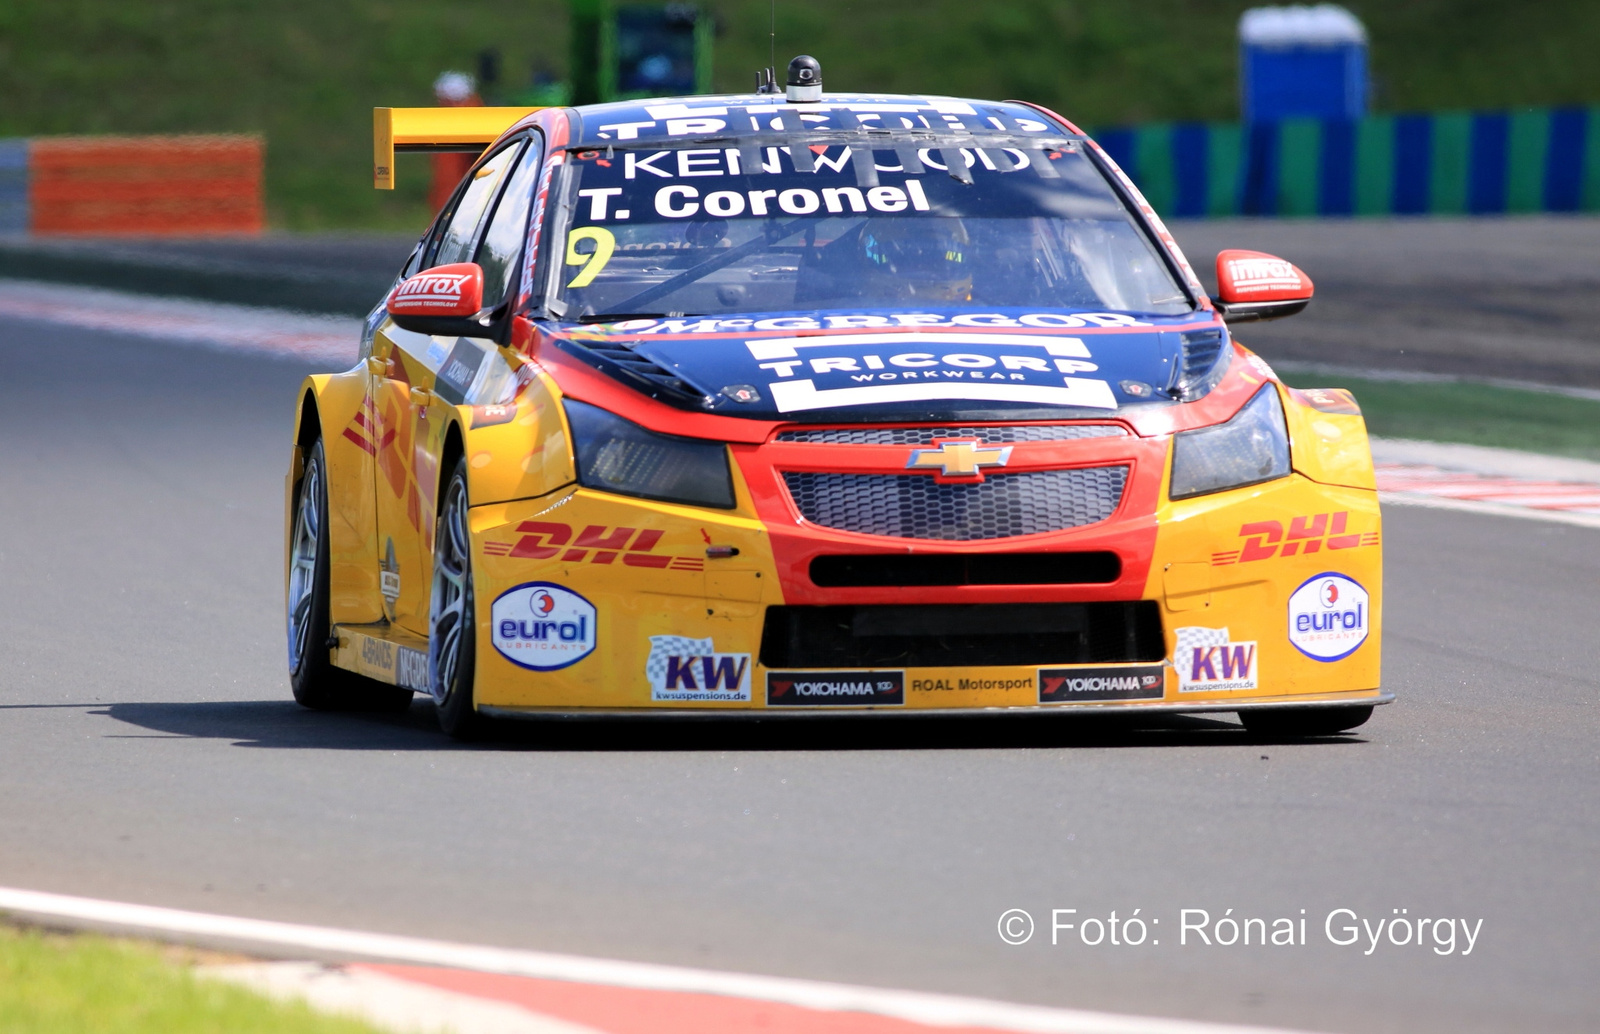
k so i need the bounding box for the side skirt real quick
[331,623,432,694]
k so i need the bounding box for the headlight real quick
[564,399,735,509]
[1169,386,1291,499]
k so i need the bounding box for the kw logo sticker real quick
[1175,627,1258,692]
[1211,511,1379,566]
[483,522,704,571]
[646,635,751,701]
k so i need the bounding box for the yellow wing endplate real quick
[373,106,543,190]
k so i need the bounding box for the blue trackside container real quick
[1240,5,1368,122]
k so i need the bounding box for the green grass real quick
[2,1,1599,229]
[1283,374,1600,461]
[0,925,384,1034]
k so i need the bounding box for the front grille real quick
[760,602,1164,668]
[810,552,1121,587]
[776,425,1126,445]
[783,467,1128,540]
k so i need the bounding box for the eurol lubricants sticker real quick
[1287,573,1370,661]
[491,582,597,671]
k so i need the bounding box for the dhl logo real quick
[340,405,389,457]
[483,522,704,571]
[1210,511,1379,566]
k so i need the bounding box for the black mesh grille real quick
[760,601,1165,668]
[783,467,1128,540]
[776,425,1127,445]
[810,552,1121,587]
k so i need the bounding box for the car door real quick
[368,135,543,636]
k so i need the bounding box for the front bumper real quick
[467,463,1383,714]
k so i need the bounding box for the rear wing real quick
[372,107,542,189]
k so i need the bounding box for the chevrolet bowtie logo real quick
[906,440,1013,480]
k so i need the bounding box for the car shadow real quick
[95,699,1369,752]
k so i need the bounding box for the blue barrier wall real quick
[1095,107,1600,217]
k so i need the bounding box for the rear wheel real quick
[287,438,413,712]
[429,454,484,739]
[1239,705,1374,737]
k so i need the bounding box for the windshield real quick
[546,140,1192,320]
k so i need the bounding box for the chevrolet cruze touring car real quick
[286,62,1386,737]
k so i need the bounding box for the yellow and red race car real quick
[286,66,1386,737]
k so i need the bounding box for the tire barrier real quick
[0,134,263,236]
[1095,107,1600,218]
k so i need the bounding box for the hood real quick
[547,309,1229,423]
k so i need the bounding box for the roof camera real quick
[786,55,821,103]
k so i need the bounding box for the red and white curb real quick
[0,277,361,365]
[1372,438,1600,529]
[0,886,1313,1034]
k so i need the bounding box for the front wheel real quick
[1239,705,1374,737]
[287,438,413,712]
[429,454,484,739]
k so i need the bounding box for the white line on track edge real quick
[1379,491,1600,529]
[0,886,1316,1034]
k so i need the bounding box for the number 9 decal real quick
[565,227,616,288]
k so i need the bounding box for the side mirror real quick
[386,262,488,336]
[1212,250,1314,323]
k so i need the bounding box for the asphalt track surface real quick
[1,315,1597,1034]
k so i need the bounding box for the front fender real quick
[288,370,384,626]
[458,359,578,508]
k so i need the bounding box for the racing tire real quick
[1238,705,1374,737]
[429,454,485,740]
[287,438,414,712]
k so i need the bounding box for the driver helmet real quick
[857,218,972,302]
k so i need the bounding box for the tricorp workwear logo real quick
[491,582,597,670]
[1287,573,1370,661]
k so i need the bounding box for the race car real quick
[286,58,1386,737]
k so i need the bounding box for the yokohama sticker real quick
[766,671,904,706]
[1038,666,1164,703]
[1175,627,1258,692]
[491,582,597,671]
[646,635,750,701]
[1287,573,1370,661]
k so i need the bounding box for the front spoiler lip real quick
[479,692,1393,722]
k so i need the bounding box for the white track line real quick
[1378,490,1600,529]
[1370,438,1600,484]
[0,886,1315,1034]
[0,277,360,365]
[204,962,605,1034]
